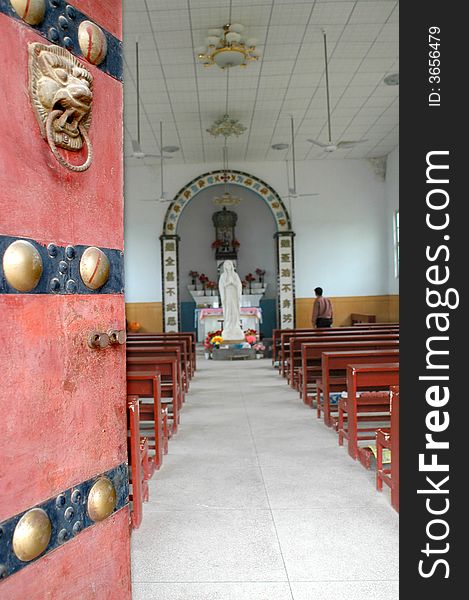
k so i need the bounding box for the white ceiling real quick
[123,0,399,164]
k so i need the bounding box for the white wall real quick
[124,157,389,302]
[384,146,399,295]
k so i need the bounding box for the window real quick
[393,210,399,278]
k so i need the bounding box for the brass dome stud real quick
[78,21,108,66]
[10,0,46,25]
[12,508,52,562]
[79,247,110,290]
[2,240,43,292]
[87,477,117,522]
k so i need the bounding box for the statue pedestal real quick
[212,345,256,361]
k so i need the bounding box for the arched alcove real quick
[160,170,295,333]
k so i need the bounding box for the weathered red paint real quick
[0,2,130,596]
[0,16,123,250]
[0,509,131,599]
[0,295,127,520]
[73,0,122,39]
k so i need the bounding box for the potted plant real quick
[255,268,266,285]
[189,270,199,289]
[253,342,265,358]
[245,273,255,293]
[199,273,208,292]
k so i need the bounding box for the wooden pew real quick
[339,363,399,459]
[127,345,184,408]
[127,356,180,434]
[273,324,399,370]
[376,385,399,512]
[127,338,190,393]
[289,332,399,388]
[316,349,400,426]
[301,340,399,426]
[128,332,196,378]
[280,326,399,379]
[127,372,163,471]
[127,395,150,529]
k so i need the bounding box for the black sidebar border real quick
[400,2,465,596]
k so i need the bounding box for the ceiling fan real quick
[126,40,173,161]
[139,121,173,204]
[307,31,368,153]
[285,115,319,200]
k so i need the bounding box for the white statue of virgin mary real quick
[219,260,245,341]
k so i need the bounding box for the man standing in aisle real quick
[312,287,333,328]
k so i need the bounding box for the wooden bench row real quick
[125,332,196,528]
[273,325,400,511]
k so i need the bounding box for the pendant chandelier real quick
[212,145,240,206]
[207,114,246,138]
[196,23,260,69]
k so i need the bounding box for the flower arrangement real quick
[211,335,224,346]
[211,239,222,249]
[245,273,255,293]
[199,273,209,291]
[244,328,257,337]
[253,342,265,353]
[206,280,218,295]
[189,270,199,287]
[233,239,240,248]
[255,268,265,283]
[245,334,257,344]
[203,330,223,353]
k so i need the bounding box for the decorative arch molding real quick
[163,169,292,235]
[160,170,296,333]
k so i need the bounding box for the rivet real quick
[50,277,61,293]
[10,1,46,25]
[71,489,82,504]
[12,508,52,562]
[58,260,68,274]
[78,21,108,66]
[48,27,60,42]
[48,243,58,258]
[65,5,76,19]
[64,507,74,521]
[72,521,82,535]
[0,565,7,579]
[2,240,43,292]
[79,247,110,290]
[87,477,117,522]
[65,279,77,293]
[55,493,66,508]
[65,245,76,260]
[57,529,68,544]
[58,15,68,29]
[63,36,73,49]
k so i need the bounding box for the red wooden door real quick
[0,1,131,597]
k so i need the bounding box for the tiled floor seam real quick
[236,369,296,600]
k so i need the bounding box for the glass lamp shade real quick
[229,23,244,33]
[246,38,258,48]
[213,48,245,68]
[226,31,241,44]
[206,36,220,47]
[208,28,222,37]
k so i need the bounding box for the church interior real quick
[0,0,399,598]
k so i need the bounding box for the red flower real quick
[245,273,255,282]
[233,240,240,247]
[211,240,222,248]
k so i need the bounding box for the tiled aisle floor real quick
[131,357,399,600]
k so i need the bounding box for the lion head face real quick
[29,43,93,152]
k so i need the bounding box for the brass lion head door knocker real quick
[28,42,93,172]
